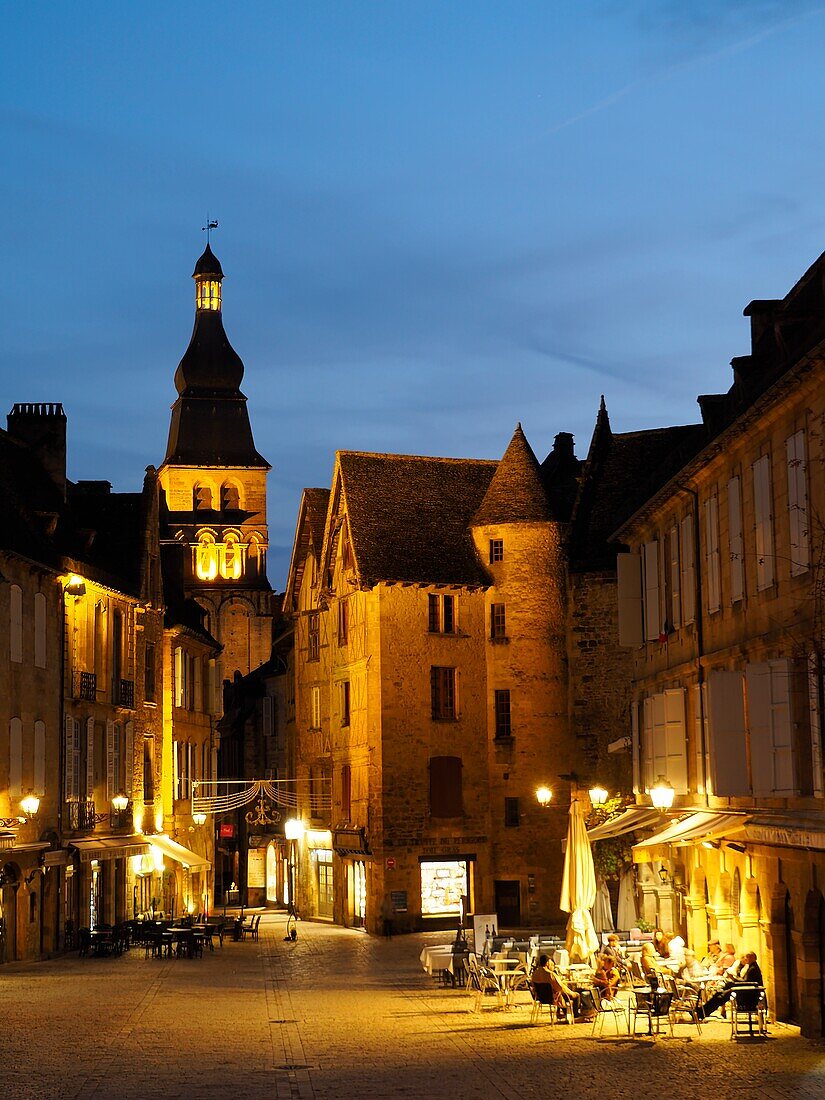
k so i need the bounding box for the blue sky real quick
[2,1,823,584]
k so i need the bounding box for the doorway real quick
[316,855,334,920]
[785,891,799,1023]
[0,867,19,962]
[494,880,521,928]
[352,861,366,928]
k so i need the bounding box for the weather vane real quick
[202,215,218,243]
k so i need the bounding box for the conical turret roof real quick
[472,424,553,525]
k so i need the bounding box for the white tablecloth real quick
[420,945,454,975]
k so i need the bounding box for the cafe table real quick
[488,957,523,1007]
[420,944,455,976]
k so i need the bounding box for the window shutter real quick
[64,715,76,801]
[174,647,184,708]
[669,527,681,628]
[679,517,696,624]
[173,741,180,801]
[194,657,203,713]
[747,660,796,796]
[187,742,193,799]
[642,696,655,790]
[707,670,749,796]
[752,455,775,590]
[652,693,667,779]
[747,662,773,796]
[643,541,661,641]
[341,764,352,820]
[664,688,688,793]
[106,720,116,799]
[86,717,96,800]
[34,720,46,796]
[705,495,721,613]
[263,695,274,737]
[727,476,745,603]
[691,683,710,796]
[786,430,809,576]
[631,702,640,794]
[10,584,23,663]
[617,553,643,647]
[34,592,47,668]
[124,721,134,799]
[807,653,825,798]
[9,718,23,797]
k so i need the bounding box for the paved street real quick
[2,913,824,1100]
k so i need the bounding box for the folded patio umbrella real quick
[560,796,600,962]
[591,876,614,933]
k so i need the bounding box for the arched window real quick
[33,720,46,796]
[220,534,243,581]
[193,484,213,512]
[221,482,241,511]
[195,534,218,582]
[10,584,22,663]
[34,593,46,668]
[9,717,23,797]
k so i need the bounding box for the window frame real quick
[494,688,512,739]
[489,539,504,564]
[430,666,457,720]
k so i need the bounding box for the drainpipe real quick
[682,486,710,809]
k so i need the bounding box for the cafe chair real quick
[669,981,702,1035]
[528,982,559,1024]
[468,960,501,1013]
[591,988,628,1037]
[729,986,768,1039]
[631,989,674,1037]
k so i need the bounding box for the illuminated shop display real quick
[420,859,467,916]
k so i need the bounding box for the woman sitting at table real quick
[654,929,685,965]
[679,949,708,982]
[593,955,621,1001]
[640,942,662,987]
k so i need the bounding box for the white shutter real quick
[631,701,641,794]
[124,721,134,799]
[679,516,696,624]
[808,654,825,798]
[9,718,23,797]
[194,657,203,713]
[74,720,82,802]
[747,660,796,796]
[786,430,809,576]
[186,742,193,799]
[64,715,77,801]
[643,541,661,641]
[705,495,721,613]
[174,647,184,708]
[664,688,688,793]
[752,455,775,591]
[86,717,96,800]
[10,584,23,663]
[652,693,667,780]
[691,683,710,796]
[707,670,749,796]
[728,476,745,603]
[106,720,115,799]
[617,553,643,647]
[34,592,47,668]
[173,741,180,801]
[669,527,681,629]
[34,720,46,796]
[642,697,655,790]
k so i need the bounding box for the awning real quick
[5,841,51,856]
[587,807,664,842]
[0,831,17,852]
[150,835,211,870]
[744,813,825,852]
[633,811,746,863]
[333,827,372,858]
[70,835,150,863]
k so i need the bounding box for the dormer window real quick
[196,278,221,311]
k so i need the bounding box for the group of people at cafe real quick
[527,930,764,1022]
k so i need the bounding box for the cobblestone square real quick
[1,914,824,1100]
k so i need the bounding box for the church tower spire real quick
[158,244,273,681]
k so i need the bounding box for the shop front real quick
[333,828,372,929]
[419,855,473,925]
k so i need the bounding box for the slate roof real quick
[338,452,497,586]
[65,485,147,595]
[472,424,552,525]
[304,488,331,551]
[193,243,224,278]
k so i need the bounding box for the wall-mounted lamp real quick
[588,785,609,807]
[64,575,86,598]
[726,841,746,854]
[701,839,721,850]
[192,811,207,827]
[658,865,672,886]
[111,792,129,813]
[535,786,553,808]
[650,776,675,812]
[20,792,40,819]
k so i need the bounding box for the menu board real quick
[247,848,266,888]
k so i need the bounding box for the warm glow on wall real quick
[196,537,218,581]
[220,537,243,580]
[196,278,221,311]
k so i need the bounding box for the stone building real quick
[614,247,825,1036]
[279,425,638,933]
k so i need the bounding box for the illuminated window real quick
[196,278,221,311]
[220,535,243,580]
[195,535,218,581]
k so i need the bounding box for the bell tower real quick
[159,243,273,680]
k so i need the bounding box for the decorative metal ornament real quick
[245,796,281,828]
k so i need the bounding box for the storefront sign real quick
[247,848,266,888]
[219,824,236,840]
[390,890,408,912]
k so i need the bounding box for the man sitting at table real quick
[701,940,722,971]
[593,955,621,1001]
[531,954,589,1020]
[679,949,708,982]
[697,952,764,1020]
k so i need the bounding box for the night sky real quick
[2,2,823,585]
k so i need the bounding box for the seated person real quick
[640,942,662,987]
[653,929,685,966]
[679,949,708,982]
[697,952,764,1020]
[530,953,555,985]
[715,943,737,974]
[701,940,722,971]
[593,954,621,1001]
[603,933,625,960]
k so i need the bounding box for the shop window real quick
[420,859,467,917]
[430,667,457,720]
[429,755,462,817]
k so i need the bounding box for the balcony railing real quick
[66,799,100,832]
[112,678,135,708]
[75,671,97,701]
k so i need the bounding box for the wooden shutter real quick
[106,719,116,799]
[86,718,95,799]
[64,715,77,801]
[34,592,47,668]
[34,720,46,796]
[728,476,745,603]
[194,657,203,713]
[691,683,710,796]
[643,541,660,641]
[617,553,643,647]
[747,660,796,796]
[174,646,184,708]
[631,702,641,794]
[669,527,681,629]
[664,688,688,793]
[705,495,721,613]
[786,430,809,576]
[10,584,23,663]
[341,764,352,820]
[752,455,775,590]
[707,670,749,796]
[9,718,23,797]
[651,693,667,779]
[679,517,696,624]
[642,697,656,789]
[808,653,825,799]
[124,721,134,799]
[429,756,462,817]
[263,695,274,737]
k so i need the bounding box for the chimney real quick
[552,432,575,462]
[7,403,67,499]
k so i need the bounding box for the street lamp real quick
[111,792,129,813]
[20,792,40,819]
[192,811,207,827]
[588,785,608,807]
[650,775,675,812]
[535,786,553,808]
[64,574,86,598]
[284,818,304,930]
